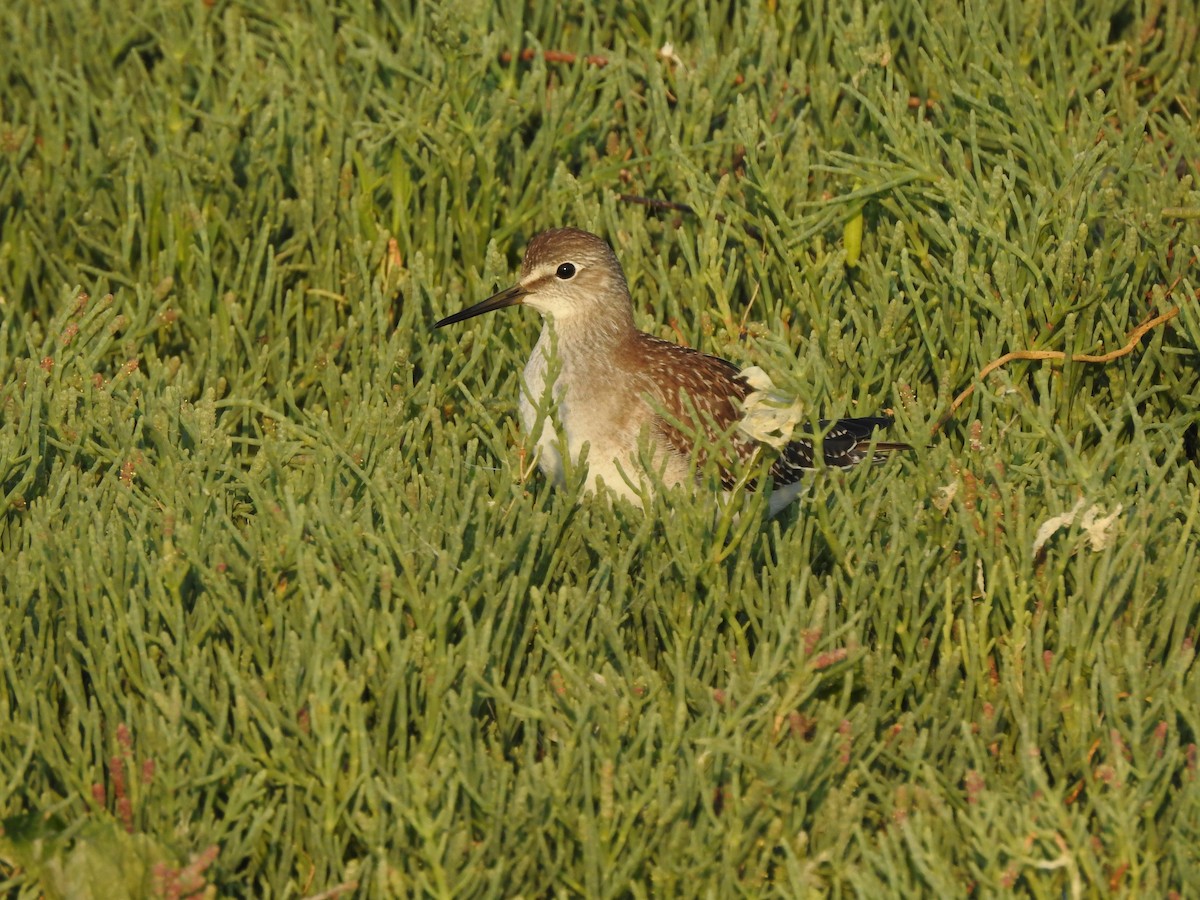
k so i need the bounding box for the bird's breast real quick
[517,328,686,499]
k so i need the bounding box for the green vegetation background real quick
[2,0,1199,896]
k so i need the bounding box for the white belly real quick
[518,330,685,505]
[518,334,566,486]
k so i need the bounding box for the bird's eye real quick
[556,262,577,280]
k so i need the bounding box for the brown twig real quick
[500,48,609,67]
[932,305,1181,435]
[616,194,765,242]
[618,194,696,216]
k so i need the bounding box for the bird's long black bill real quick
[434,284,526,328]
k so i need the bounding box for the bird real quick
[434,227,907,515]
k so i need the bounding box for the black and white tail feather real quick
[769,415,908,486]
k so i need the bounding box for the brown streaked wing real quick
[622,335,761,488]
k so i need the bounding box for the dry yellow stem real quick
[932,305,1181,436]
